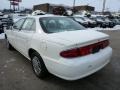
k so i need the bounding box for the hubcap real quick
[32,56,41,75]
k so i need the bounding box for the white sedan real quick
[5,15,112,80]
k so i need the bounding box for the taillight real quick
[60,48,79,58]
[102,40,109,48]
[60,40,109,58]
[79,46,91,56]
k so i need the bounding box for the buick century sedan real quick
[5,15,112,80]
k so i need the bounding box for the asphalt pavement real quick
[0,31,120,90]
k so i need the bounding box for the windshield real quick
[39,17,85,33]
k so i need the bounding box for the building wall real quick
[33,3,71,13]
[74,5,95,11]
[33,3,49,12]
[33,3,95,13]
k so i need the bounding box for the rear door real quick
[15,18,36,57]
[7,18,25,48]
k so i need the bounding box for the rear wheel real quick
[31,52,48,78]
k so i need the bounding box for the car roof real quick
[26,14,66,19]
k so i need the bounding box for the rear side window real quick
[21,18,36,31]
[31,21,36,30]
[13,18,25,30]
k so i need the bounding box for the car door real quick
[7,18,25,48]
[15,18,36,57]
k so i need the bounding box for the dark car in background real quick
[0,20,4,33]
[70,15,97,28]
[109,16,120,26]
[1,17,8,27]
[82,17,97,28]
[0,15,4,33]
[1,14,27,30]
[0,15,13,29]
[69,16,88,28]
[103,17,115,28]
[90,16,107,28]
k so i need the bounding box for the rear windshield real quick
[39,17,85,33]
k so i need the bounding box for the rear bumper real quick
[44,47,112,80]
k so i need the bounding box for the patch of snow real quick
[0,33,5,39]
[15,68,25,73]
[15,68,18,71]
[87,27,103,31]
[113,25,120,30]
[89,25,120,31]
[103,28,115,31]
[22,76,28,80]
[3,65,8,68]
[1,71,4,74]
[22,70,25,73]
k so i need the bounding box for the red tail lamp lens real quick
[60,40,109,58]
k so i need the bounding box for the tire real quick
[31,52,48,78]
[6,39,14,50]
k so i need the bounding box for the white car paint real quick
[5,15,112,80]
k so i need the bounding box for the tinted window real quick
[22,18,35,31]
[40,17,85,33]
[13,18,25,30]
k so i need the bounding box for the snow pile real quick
[103,28,116,31]
[0,33,5,39]
[89,25,120,31]
[88,27,103,31]
[113,25,120,30]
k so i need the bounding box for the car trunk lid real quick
[48,30,109,47]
